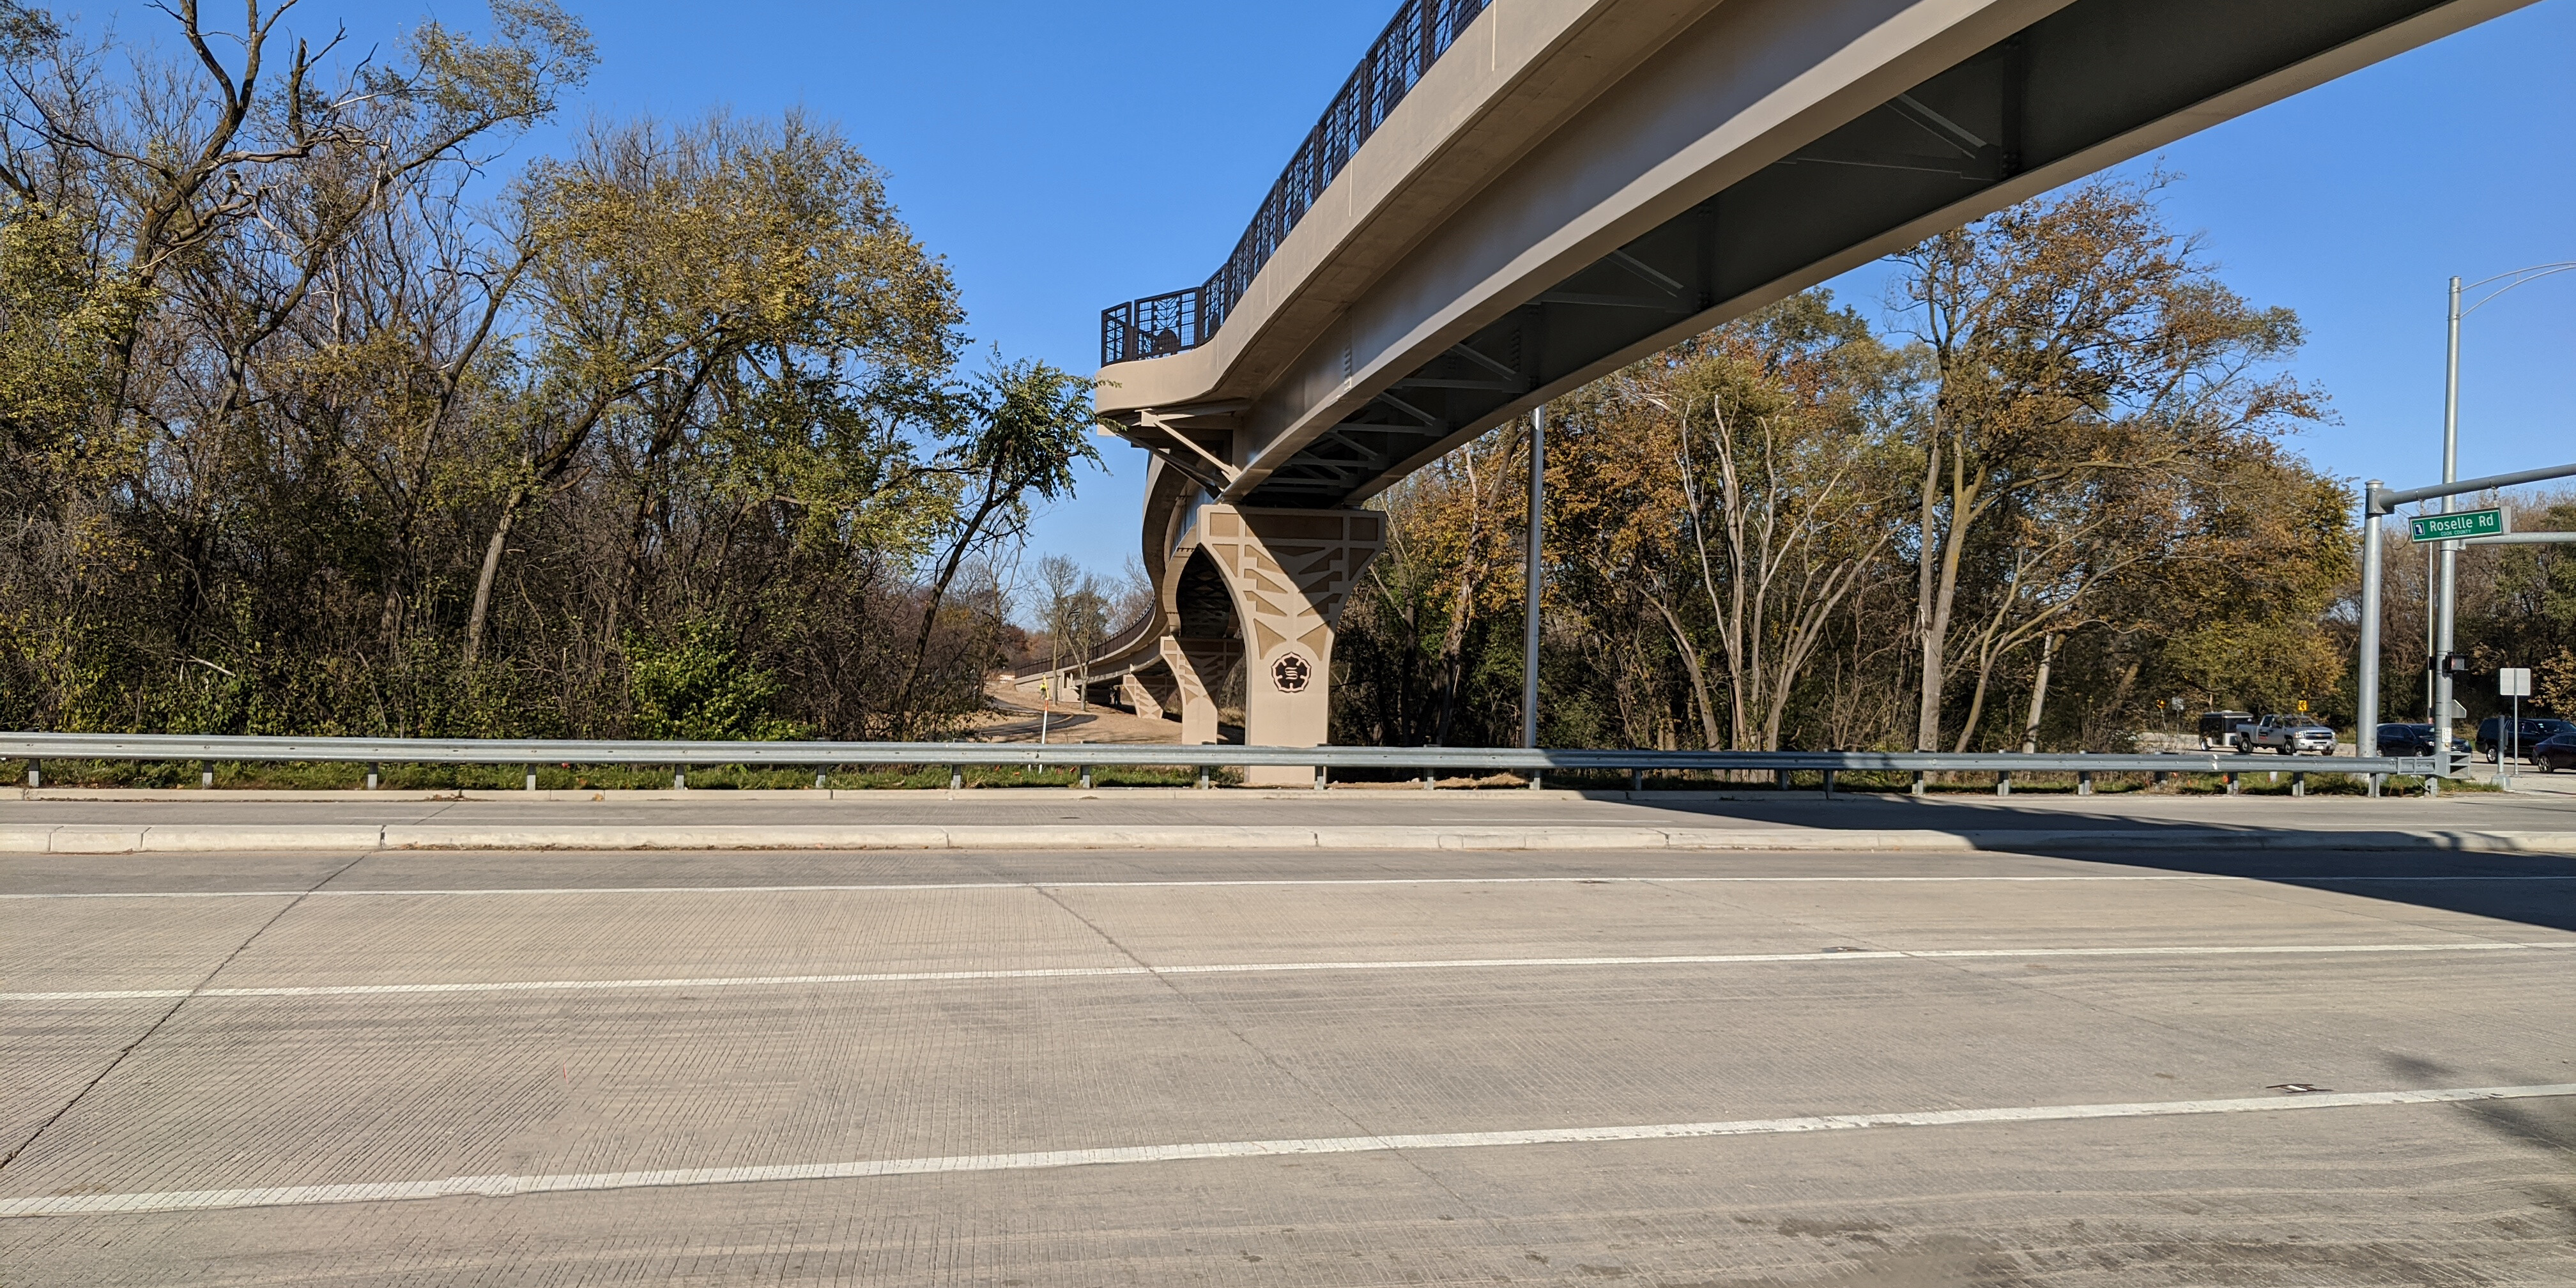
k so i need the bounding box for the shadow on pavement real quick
[1591,792,2576,935]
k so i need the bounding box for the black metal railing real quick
[1100,288,1209,365]
[1100,0,1492,367]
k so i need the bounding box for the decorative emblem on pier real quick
[1271,653,1312,693]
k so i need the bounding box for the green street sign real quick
[2409,508,2507,542]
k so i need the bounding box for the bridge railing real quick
[1100,288,1208,365]
[1100,0,1493,367]
[1,732,2435,792]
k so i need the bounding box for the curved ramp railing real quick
[1101,0,1493,365]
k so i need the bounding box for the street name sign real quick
[2410,508,2508,542]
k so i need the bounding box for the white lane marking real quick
[8,1082,2570,1218]
[8,940,2566,1002]
[6,873,2572,899]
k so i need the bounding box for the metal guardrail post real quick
[1823,769,1836,798]
[2077,770,2093,796]
[367,765,379,790]
[1315,766,1328,791]
[25,760,38,789]
[201,769,214,789]
[673,770,686,790]
[524,770,537,792]
[1079,769,1092,790]
[949,766,963,791]
[2224,772,2239,795]
[1996,772,2012,797]
[1200,765,1213,790]
[2292,771,2306,798]
[1629,767,1643,793]
[1910,770,1926,797]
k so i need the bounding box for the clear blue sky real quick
[127,1,2576,572]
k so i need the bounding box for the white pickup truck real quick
[2233,715,2337,755]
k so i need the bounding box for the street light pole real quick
[2434,276,2461,779]
[2429,261,2576,781]
[1522,404,1546,751]
[2358,481,2383,758]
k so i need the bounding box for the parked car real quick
[2234,714,2338,755]
[2196,710,2255,751]
[2475,716,2576,762]
[2536,732,2576,773]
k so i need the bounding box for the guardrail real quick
[1099,0,1494,366]
[1,733,2437,795]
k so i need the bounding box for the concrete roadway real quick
[4,841,2573,1285]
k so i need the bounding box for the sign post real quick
[2500,668,2533,790]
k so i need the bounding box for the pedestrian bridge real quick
[1064,0,2523,778]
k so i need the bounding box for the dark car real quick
[2376,723,2437,756]
[2196,710,2255,751]
[2476,717,2576,762]
[2536,732,2576,773]
[2375,724,2471,758]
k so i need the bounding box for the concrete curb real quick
[2,824,2572,855]
[1,786,1612,802]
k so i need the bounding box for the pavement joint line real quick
[9,873,2576,900]
[10,940,2568,1003]
[8,1082,2571,1218]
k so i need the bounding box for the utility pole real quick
[1522,405,1545,751]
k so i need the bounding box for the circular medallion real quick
[1270,653,1312,693]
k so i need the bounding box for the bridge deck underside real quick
[1239,0,2456,510]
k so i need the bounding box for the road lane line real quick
[8,1082,2570,1218]
[8,940,2567,1002]
[7,873,2573,899]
